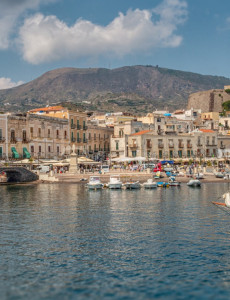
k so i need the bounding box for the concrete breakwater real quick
[0,167,39,183]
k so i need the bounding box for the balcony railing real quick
[168,143,174,148]
[206,143,217,147]
[71,138,76,142]
[22,139,30,143]
[197,143,202,147]
[187,144,192,148]
[71,124,76,129]
[10,138,17,144]
[77,125,82,130]
[83,139,88,143]
[158,143,164,148]
[77,138,82,143]
[178,143,184,148]
[220,145,226,149]
[0,137,5,143]
[147,143,152,148]
[129,143,138,149]
[83,126,88,130]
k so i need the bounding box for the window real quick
[116,141,119,150]
[57,146,59,153]
[159,150,162,159]
[178,150,182,158]
[48,129,51,138]
[94,133,96,140]
[206,137,209,145]
[187,150,191,157]
[56,130,59,138]
[38,128,41,137]
[38,145,41,153]
[83,133,86,142]
[48,146,51,153]
[0,129,2,140]
[169,150,173,158]
[0,146,2,157]
[212,137,215,145]
[22,130,27,142]
[11,130,15,142]
[31,145,34,153]
[64,130,67,139]
[132,150,137,157]
[30,127,33,137]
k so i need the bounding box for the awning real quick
[23,147,31,159]
[11,147,20,159]
[161,160,174,164]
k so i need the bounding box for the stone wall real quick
[187,89,230,112]
[0,167,38,183]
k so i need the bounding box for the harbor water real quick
[1,183,230,299]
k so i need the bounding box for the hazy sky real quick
[0,0,230,89]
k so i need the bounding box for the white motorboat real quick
[87,176,104,190]
[107,175,123,189]
[195,173,204,179]
[215,172,225,178]
[143,178,157,189]
[124,181,141,189]
[187,179,201,187]
[168,176,180,186]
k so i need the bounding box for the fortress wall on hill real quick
[187,89,230,112]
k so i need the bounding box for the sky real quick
[0,0,230,89]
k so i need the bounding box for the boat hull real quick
[108,183,122,189]
[87,184,104,190]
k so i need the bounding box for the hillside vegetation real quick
[0,65,230,113]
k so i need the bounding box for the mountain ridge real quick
[1,65,230,113]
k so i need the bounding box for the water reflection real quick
[1,183,230,299]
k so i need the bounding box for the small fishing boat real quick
[212,192,230,209]
[195,173,204,179]
[187,179,201,187]
[157,181,169,188]
[107,175,123,189]
[87,176,104,190]
[143,178,157,189]
[168,176,180,186]
[215,172,225,178]
[0,171,7,183]
[124,181,141,189]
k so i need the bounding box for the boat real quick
[0,171,7,183]
[168,176,180,186]
[157,181,169,188]
[87,176,104,190]
[107,175,123,189]
[195,173,204,179]
[212,192,230,209]
[124,181,141,189]
[187,179,201,187]
[143,178,157,189]
[215,172,225,178]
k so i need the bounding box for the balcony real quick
[83,139,88,143]
[168,143,174,148]
[77,125,82,130]
[22,139,30,143]
[71,124,76,129]
[220,144,226,149]
[187,144,192,148]
[77,138,82,143]
[10,138,17,144]
[146,143,152,148]
[158,143,164,148]
[129,143,138,149]
[71,138,76,142]
[206,143,217,147]
[83,126,88,130]
[157,129,164,135]
[178,143,184,148]
[0,137,5,143]
[197,143,203,147]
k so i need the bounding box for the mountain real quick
[1,65,230,113]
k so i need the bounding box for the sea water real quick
[1,183,230,299]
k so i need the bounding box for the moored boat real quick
[215,172,225,178]
[107,175,123,189]
[143,178,157,189]
[187,179,201,187]
[124,181,141,189]
[168,176,180,186]
[87,176,104,190]
[157,181,169,188]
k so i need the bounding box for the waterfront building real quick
[87,123,113,161]
[1,113,70,159]
[0,113,9,159]
[126,129,218,160]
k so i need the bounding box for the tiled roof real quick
[131,130,151,136]
[199,129,215,133]
[29,106,64,112]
